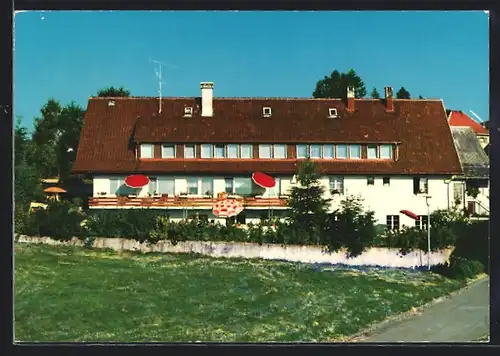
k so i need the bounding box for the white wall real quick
[92,174,454,225]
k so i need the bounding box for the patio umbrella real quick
[212,199,244,218]
[400,209,419,220]
[124,174,150,188]
[44,187,66,201]
[252,172,276,220]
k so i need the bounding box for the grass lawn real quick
[15,243,466,342]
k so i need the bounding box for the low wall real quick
[14,235,454,269]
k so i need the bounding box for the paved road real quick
[361,277,489,343]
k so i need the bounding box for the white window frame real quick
[415,215,429,230]
[367,144,379,159]
[349,144,361,159]
[336,144,347,159]
[240,144,252,159]
[414,177,429,194]
[329,176,344,195]
[158,177,175,195]
[383,177,391,186]
[297,144,308,159]
[227,144,239,159]
[201,144,213,159]
[323,144,334,159]
[263,107,272,117]
[184,107,193,117]
[184,144,196,158]
[224,178,234,194]
[259,144,272,159]
[201,177,214,196]
[214,144,226,158]
[187,177,199,195]
[161,144,176,159]
[367,176,375,186]
[328,108,338,118]
[310,144,322,159]
[380,144,393,159]
[386,215,400,231]
[140,143,154,159]
[273,144,287,159]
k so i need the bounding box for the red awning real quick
[252,172,276,188]
[124,174,150,188]
[400,209,419,220]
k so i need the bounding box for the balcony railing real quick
[89,195,289,209]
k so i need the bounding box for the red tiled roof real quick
[448,110,489,135]
[73,97,462,175]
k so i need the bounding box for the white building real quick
[73,83,464,229]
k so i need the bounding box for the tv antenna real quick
[150,58,165,113]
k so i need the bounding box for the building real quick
[447,110,489,148]
[72,83,463,229]
[449,127,489,216]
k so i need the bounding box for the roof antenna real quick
[150,57,165,114]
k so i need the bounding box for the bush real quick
[432,258,484,280]
[449,220,489,274]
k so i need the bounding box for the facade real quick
[72,83,463,228]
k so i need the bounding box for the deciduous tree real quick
[313,69,367,99]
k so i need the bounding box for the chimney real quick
[200,82,214,117]
[384,86,394,112]
[347,86,355,113]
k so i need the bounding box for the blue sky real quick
[14,11,489,130]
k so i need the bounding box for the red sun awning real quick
[400,209,419,220]
[124,174,150,188]
[252,172,276,188]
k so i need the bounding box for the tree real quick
[396,86,411,99]
[312,69,367,99]
[418,95,424,99]
[287,159,331,244]
[370,87,380,99]
[96,86,131,97]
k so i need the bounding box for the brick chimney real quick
[201,82,214,117]
[347,86,355,113]
[384,86,394,112]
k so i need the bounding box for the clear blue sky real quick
[14,10,489,130]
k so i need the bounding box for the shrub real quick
[449,220,489,274]
[27,201,86,240]
[432,258,484,280]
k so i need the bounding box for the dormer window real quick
[263,107,272,117]
[184,107,193,117]
[328,108,338,118]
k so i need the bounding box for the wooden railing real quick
[89,195,288,208]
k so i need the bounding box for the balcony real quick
[88,195,289,209]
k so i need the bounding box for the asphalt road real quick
[361,277,489,343]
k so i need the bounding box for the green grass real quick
[14,243,465,342]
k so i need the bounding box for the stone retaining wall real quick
[14,235,454,268]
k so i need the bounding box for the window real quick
[413,177,428,194]
[215,144,226,158]
[336,144,347,159]
[383,177,390,186]
[453,182,464,203]
[158,178,175,195]
[187,177,198,195]
[268,178,281,196]
[148,177,158,195]
[184,107,193,116]
[263,107,272,117]
[367,144,378,159]
[259,144,272,158]
[386,215,400,230]
[310,144,321,159]
[329,176,344,195]
[201,144,213,158]
[367,176,375,185]
[323,144,334,159]
[349,144,361,159]
[201,177,213,196]
[380,144,393,159]
[297,144,308,158]
[415,215,429,230]
[328,108,338,118]
[240,144,252,158]
[184,145,195,158]
[227,144,239,158]
[109,178,121,195]
[234,177,252,195]
[161,144,175,158]
[273,144,287,159]
[225,178,234,194]
[140,144,154,158]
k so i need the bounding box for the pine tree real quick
[287,159,331,244]
[313,69,367,98]
[396,86,411,99]
[371,87,380,99]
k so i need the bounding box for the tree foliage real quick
[313,69,367,99]
[370,87,380,99]
[96,86,131,97]
[396,86,411,99]
[286,159,331,244]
